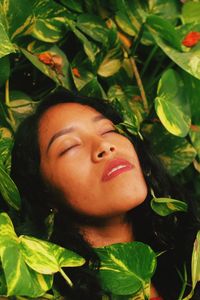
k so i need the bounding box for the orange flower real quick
[38,52,52,65]
[182,32,200,47]
[37,52,63,75]
[72,67,81,78]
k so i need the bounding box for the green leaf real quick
[0,135,12,174]
[19,235,85,275]
[146,20,200,80]
[107,85,140,135]
[114,0,145,37]
[0,213,53,297]
[66,18,99,62]
[108,84,147,125]
[77,14,109,44]
[182,1,200,24]
[151,197,188,216]
[0,22,15,58]
[148,0,179,25]
[98,52,122,77]
[142,123,197,176]
[0,56,10,86]
[8,91,37,128]
[189,126,200,160]
[191,231,200,290]
[180,70,200,124]
[184,231,200,300]
[31,0,69,43]
[59,0,83,13]
[71,51,95,90]
[21,46,72,90]
[146,15,181,51]
[79,78,106,98]
[95,242,156,296]
[0,265,7,295]
[0,0,34,41]
[155,69,191,137]
[0,165,21,210]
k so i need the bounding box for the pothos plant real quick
[0,0,200,299]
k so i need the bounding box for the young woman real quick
[11,89,197,300]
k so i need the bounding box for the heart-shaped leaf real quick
[95,242,156,296]
[155,69,191,137]
[151,197,188,216]
[19,235,85,275]
[0,213,52,297]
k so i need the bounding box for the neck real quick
[79,214,134,248]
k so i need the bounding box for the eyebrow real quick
[46,114,108,153]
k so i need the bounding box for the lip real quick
[102,158,134,182]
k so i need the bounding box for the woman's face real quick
[39,103,147,219]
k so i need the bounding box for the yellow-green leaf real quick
[151,197,188,216]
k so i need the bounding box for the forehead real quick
[39,102,104,129]
[38,102,109,148]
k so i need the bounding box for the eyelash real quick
[59,129,117,156]
[59,144,78,156]
[102,129,118,135]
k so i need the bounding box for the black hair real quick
[11,88,197,300]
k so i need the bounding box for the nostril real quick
[110,146,115,152]
[98,151,105,158]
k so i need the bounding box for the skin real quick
[38,103,159,297]
[39,102,147,220]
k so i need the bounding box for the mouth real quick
[102,158,134,182]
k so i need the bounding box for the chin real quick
[121,187,148,210]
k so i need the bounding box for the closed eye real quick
[102,129,118,135]
[59,144,79,156]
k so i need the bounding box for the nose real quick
[92,139,116,162]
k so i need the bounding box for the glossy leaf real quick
[191,231,200,290]
[151,197,188,216]
[77,14,109,44]
[146,19,200,80]
[98,53,122,77]
[19,235,85,275]
[0,22,15,58]
[21,46,72,89]
[95,242,156,296]
[0,266,7,295]
[189,126,200,160]
[107,85,141,135]
[182,2,200,24]
[114,0,146,37]
[0,165,21,210]
[0,0,34,41]
[146,15,181,51]
[79,78,106,98]
[8,91,37,127]
[180,70,200,124]
[142,124,197,175]
[71,52,95,90]
[155,69,191,137]
[59,0,83,13]
[148,0,179,25]
[66,18,99,62]
[0,136,12,174]
[0,213,53,297]
[31,0,69,43]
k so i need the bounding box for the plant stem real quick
[131,23,145,57]
[129,56,148,111]
[141,45,158,78]
[5,80,16,130]
[59,268,73,287]
[177,264,188,300]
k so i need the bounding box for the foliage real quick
[0,0,200,299]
